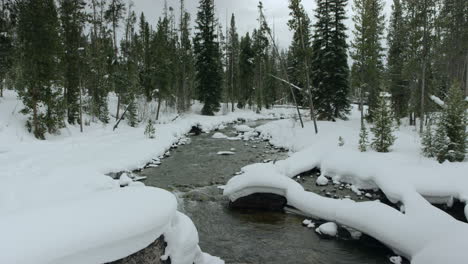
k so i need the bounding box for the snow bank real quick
[224,105,468,262]
[0,187,176,264]
[0,90,300,263]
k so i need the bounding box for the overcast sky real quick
[131,0,393,49]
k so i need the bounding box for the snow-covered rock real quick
[315,222,338,237]
[119,173,133,187]
[316,175,329,186]
[389,256,403,264]
[212,132,228,139]
[234,124,254,133]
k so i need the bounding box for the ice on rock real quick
[316,175,329,186]
[302,219,312,226]
[315,222,338,237]
[351,186,362,196]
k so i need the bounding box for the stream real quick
[136,120,395,264]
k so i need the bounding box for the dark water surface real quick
[138,121,394,264]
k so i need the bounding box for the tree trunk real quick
[420,62,426,133]
[0,79,3,97]
[156,96,162,121]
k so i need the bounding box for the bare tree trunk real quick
[465,53,468,97]
[298,14,318,134]
[0,79,3,97]
[420,62,426,133]
[156,96,162,121]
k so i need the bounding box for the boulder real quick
[229,193,287,211]
[109,236,170,264]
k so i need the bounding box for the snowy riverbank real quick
[0,90,298,263]
[224,105,468,263]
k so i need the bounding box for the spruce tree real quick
[433,114,450,163]
[177,0,195,112]
[193,0,223,115]
[311,0,350,120]
[238,33,254,108]
[287,0,312,108]
[443,83,467,162]
[17,0,63,139]
[387,0,409,119]
[144,119,156,139]
[0,0,14,98]
[226,13,240,112]
[359,122,369,152]
[371,93,396,152]
[105,0,126,120]
[351,0,385,121]
[421,117,435,157]
[137,13,153,102]
[59,0,87,125]
[87,0,111,124]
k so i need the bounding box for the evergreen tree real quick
[16,0,63,139]
[371,93,396,152]
[193,0,223,115]
[359,122,370,152]
[443,83,467,162]
[87,0,111,123]
[144,119,156,139]
[226,13,240,112]
[387,0,409,119]
[421,116,435,157]
[137,13,153,102]
[433,113,450,163]
[105,0,126,120]
[350,0,385,121]
[59,0,87,125]
[0,0,14,97]
[177,0,195,112]
[287,0,312,109]
[238,32,254,108]
[311,0,350,120]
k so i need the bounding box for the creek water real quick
[137,120,394,264]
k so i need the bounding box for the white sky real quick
[130,0,393,49]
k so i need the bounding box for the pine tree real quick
[59,0,87,125]
[351,0,385,121]
[311,0,351,120]
[177,0,195,112]
[105,0,126,120]
[433,113,450,163]
[287,0,313,110]
[87,0,111,124]
[0,0,14,98]
[144,119,156,139]
[226,13,240,112]
[444,83,467,161]
[421,117,435,157]
[137,13,153,102]
[238,32,255,108]
[193,0,223,115]
[16,0,63,139]
[387,0,409,119]
[371,93,396,152]
[359,122,369,152]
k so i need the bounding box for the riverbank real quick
[0,90,299,263]
[224,105,468,264]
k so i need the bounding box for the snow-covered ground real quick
[0,90,298,264]
[224,105,468,263]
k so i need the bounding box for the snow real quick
[224,104,468,262]
[315,222,338,237]
[0,187,177,264]
[316,175,329,186]
[0,90,299,263]
[234,124,254,133]
[430,95,445,107]
[389,256,403,264]
[119,173,133,187]
[212,132,228,139]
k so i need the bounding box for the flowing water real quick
[137,120,395,264]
